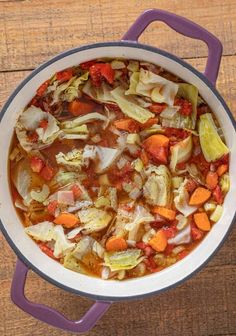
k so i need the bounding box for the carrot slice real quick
[149,230,167,252]
[189,187,211,206]
[106,236,128,252]
[68,99,95,116]
[143,134,169,164]
[143,134,169,148]
[217,164,228,177]
[152,207,176,221]
[206,171,218,190]
[194,212,211,231]
[113,118,140,133]
[54,213,79,228]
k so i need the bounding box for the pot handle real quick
[11,259,112,333]
[122,9,223,85]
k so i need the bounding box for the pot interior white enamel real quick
[0,42,236,301]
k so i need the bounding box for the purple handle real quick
[122,9,223,85]
[11,259,112,333]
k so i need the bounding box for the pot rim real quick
[1,41,236,302]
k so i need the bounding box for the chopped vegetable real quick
[217,164,228,177]
[104,249,142,271]
[189,187,211,206]
[78,208,112,233]
[110,86,154,123]
[220,173,230,193]
[212,185,223,204]
[68,99,95,116]
[210,205,223,222]
[143,134,169,164]
[30,156,44,173]
[143,165,171,207]
[106,236,128,252]
[40,165,55,181]
[149,230,167,252]
[126,133,141,145]
[172,176,184,189]
[152,207,176,221]
[199,113,229,162]
[168,224,191,245]
[56,149,85,172]
[30,184,50,203]
[206,171,218,190]
[169,136,192,172]
[194,212,211,231]
[204,202,216,213]
[54,213,79,228]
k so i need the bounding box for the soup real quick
[9,59,230,280]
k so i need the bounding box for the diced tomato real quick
[186,178,198,193]
[47,200,58,216]
[191,224,204,241]
[56,68,73,82]
[144,246,155,257]
[39,243,59,260]
[213,185,224,204]
[30,156,44,173]
[178,250,189,260]
[29,96,40,107]
[175,98,192,116]
[136,241,147,250]
[71,184,82,199]
[39,119,48,130]
[163,226,177,239]
[40,165,55,181]
[164,127,190,140]
[144,256,158,273]
[149,146,168,165]
[89,63,115,86]
[80,60,96,70]
[89,64,102,87]
[36,80,50,97]
[148,103,167,114]
[150,221,165,230]
[27,131,39,143]
[164,244,174,256]
[99,63,115,84]
[190,153,210,176]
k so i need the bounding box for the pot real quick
[0,9,235,333]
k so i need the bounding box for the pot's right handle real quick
[122,9,223,85]
[11,259,112,333]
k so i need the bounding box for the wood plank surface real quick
[0,0,236,335]
[0,0,236,71]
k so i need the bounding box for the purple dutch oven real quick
[0,9,236,333]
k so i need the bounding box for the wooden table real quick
[0,1,236,335]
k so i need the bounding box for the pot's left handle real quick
[11,259,112,333]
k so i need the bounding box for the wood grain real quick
[0,0,236,335]
[0,0,236,71]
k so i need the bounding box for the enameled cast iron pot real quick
[0,9,236,333]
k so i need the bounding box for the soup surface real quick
[9,59,230,280]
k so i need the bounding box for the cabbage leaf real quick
[199,113,229,162]
[169,136,192,172]
[143,165,171,206]
[104,249,143,271]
